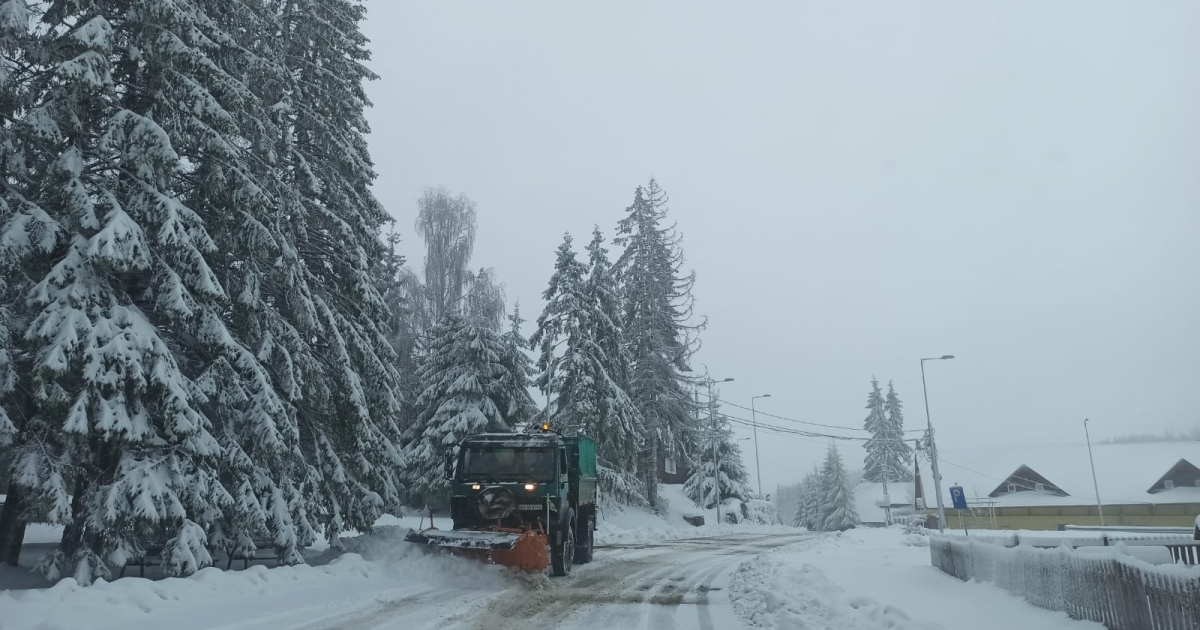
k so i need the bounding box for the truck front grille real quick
[450,496,473,519]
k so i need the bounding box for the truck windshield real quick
[462,447,555,481]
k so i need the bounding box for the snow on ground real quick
[3,487,1118,630]
[730,555,939,629]
[0,526,515,630]
[596,483,792,546]
[15,522,65,544]
[743,527,1105,630]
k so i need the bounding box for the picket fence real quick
[930,536,1200,629]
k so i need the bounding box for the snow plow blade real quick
[403,528,522,550]
[404,528,549,572]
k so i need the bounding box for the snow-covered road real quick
[192,532,817,630]
[448,532,819,630]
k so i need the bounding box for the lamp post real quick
[703,374,734,524]
[920,355,955,533]
[750,394,771,498]
[1084,418,1105,526]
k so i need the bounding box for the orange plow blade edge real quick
[403,527,549,572]
[489,530,549,571]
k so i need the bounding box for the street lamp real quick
[750,394,771,498]
[920,355,955,533]
[702,374,734,523]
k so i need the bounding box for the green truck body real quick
[429,429,598,575]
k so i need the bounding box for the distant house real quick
[911,441,1200,530]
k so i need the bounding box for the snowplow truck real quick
[404,426,597,576]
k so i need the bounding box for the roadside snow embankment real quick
[779,527,1104,630]
[730,555,939,630]
[596,504,793,547]
[596,483,791,546]
[0,526,512,630]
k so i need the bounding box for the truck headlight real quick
[524,483,536,492]
[471,484,481,491]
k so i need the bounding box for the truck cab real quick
[443,428,597,575]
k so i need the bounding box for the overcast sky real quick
[361,1,1200,494]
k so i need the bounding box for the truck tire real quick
[551,510,575,577]
[574,514,594,564]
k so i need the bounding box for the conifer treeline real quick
[0,0,725,584]
[786,378,915,532]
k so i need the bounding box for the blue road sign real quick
[949,486,968,510]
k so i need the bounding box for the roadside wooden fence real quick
[930,536,1200,629]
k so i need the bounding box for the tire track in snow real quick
[449,532,817,630]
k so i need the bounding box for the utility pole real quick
[881,459,891,526]
[920,355,955,533]
[1084,418,1105,526]
[750,394,771,498]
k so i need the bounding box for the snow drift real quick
[0,526,512,630]
[730,555,940,629]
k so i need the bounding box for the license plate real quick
[518,504,542,511]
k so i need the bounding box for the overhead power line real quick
[697,392,926,434]
[719,411,872,442]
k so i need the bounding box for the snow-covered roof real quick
[917,441,1200,508]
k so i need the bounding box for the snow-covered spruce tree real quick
[0,1,270,583]
[596,464,649,508]
[614,179,703,508]
[791,475,811,528]
[683,403,751,510]
[147,0,320,564]
[0,0,37,565]
[798,467,824,530]
[820,444,859,532]
[496,306,538,429]
[405,311,522,497]
[882,381,912,483]
[531,233,586,426]
[243,0,406,548]
[861,377,890,483]
[531,233,642,474]
[583,227,642,471]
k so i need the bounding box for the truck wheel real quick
[574,515,594,564]
[551,513,575,577]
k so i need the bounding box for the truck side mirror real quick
[444,451,454,480]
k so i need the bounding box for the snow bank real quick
[784,527,1104,629]
[596,484,795,546]
[596,517,795,546]
[730,555,939,629]
[0,526,512,630]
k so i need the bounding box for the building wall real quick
[927,502,1200,530]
